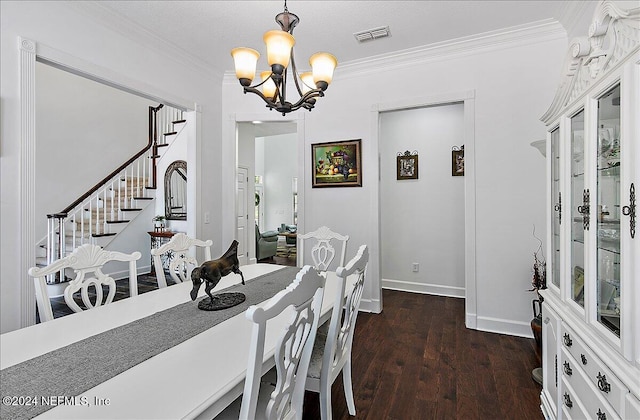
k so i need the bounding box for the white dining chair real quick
[150,232,212,288]
[305,244,369,420]
[28,244,141,323]
[297,226,349,272]
[216,265,326,420]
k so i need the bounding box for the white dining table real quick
[0,264,346,419]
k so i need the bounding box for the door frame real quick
[223,113,305,263]
[372,90,477,328]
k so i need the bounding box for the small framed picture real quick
[312,139,362,187]
[452,146,464,176]
[396,151,418,180]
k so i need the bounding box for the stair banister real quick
[42,104,170,283]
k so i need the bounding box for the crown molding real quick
[336,19,567,80]
[556,1,598,39]
[223,18,567,84]
[66,1,215,78]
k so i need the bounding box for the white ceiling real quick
[80,0,597,78]
[74,0,600,136]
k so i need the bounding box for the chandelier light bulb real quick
[231,48,260,86]
[260,71,277,98]
[309,52,337,91]
[300,72,314,94]
[264,30,295,75]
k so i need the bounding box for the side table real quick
[148,230,176,274]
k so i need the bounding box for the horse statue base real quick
[197,292,246,311]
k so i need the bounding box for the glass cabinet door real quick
[595,84,621,337]
[551,128,561,289]
[570,110,585,308]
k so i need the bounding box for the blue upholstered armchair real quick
[255,224,278,261]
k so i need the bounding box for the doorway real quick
[374,91,476,327]
[380,103,465,296]
[236,120,299,264]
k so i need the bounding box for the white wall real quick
[223,25,566,336]
[1,1,222,333]
[380,104,465,297]
[35,62,156,243]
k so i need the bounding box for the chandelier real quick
[231,1,337,115]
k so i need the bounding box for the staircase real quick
[36,104,186,287]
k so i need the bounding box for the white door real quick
[236,166,249,265]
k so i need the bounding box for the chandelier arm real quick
[288,89,324,111]
[246,77,269,90]
[242,86,279,108]
[273,78,285,107]
[289,51,306,97]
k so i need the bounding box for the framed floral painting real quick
[312,139,362,187]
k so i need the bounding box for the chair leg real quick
[343,358,356,416]
[320,377,333,420]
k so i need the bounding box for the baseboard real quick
[382,278,465,298]
[476,315,533,338]
[466,312,477,329]
[359,298,381,314]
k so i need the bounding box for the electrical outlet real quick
[204,212,210,224]
[412,263,419,272]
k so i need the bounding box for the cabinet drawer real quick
[561,325,627,412]
[626,393,640,420]
[562,349,620,420]
[561,377,591,420]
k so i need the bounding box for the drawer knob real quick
[581,354,587,365]
[563,361,573,376]
[597,408,607,420]
[563,392,573,408]
[596,372,611,393]
[563,333,573,347]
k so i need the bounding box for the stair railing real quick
[39,104,183,284]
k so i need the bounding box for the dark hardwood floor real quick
[303,289,543,420]
[47,252,542,419]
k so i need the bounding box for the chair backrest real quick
[150,233,212,288]
[297,226,349,272]
[28,244,141,322]
[322,245,368,383]
[240,265,326,420]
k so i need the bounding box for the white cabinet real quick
[540,1,640,419]
[541,303,561,418]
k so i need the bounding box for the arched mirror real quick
[165,160,187,220]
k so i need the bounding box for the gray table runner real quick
[0,266,299,420]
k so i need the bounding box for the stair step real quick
[145,186,158,190]
[106,220,130,224]
[115,177,148,185]
[120,208,143,212]
[97,196,151,207]
[173,119,186,125]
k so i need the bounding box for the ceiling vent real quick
[354,26,390,43]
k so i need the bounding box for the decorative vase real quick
[531,298,543,385]
[531,299,543,362]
